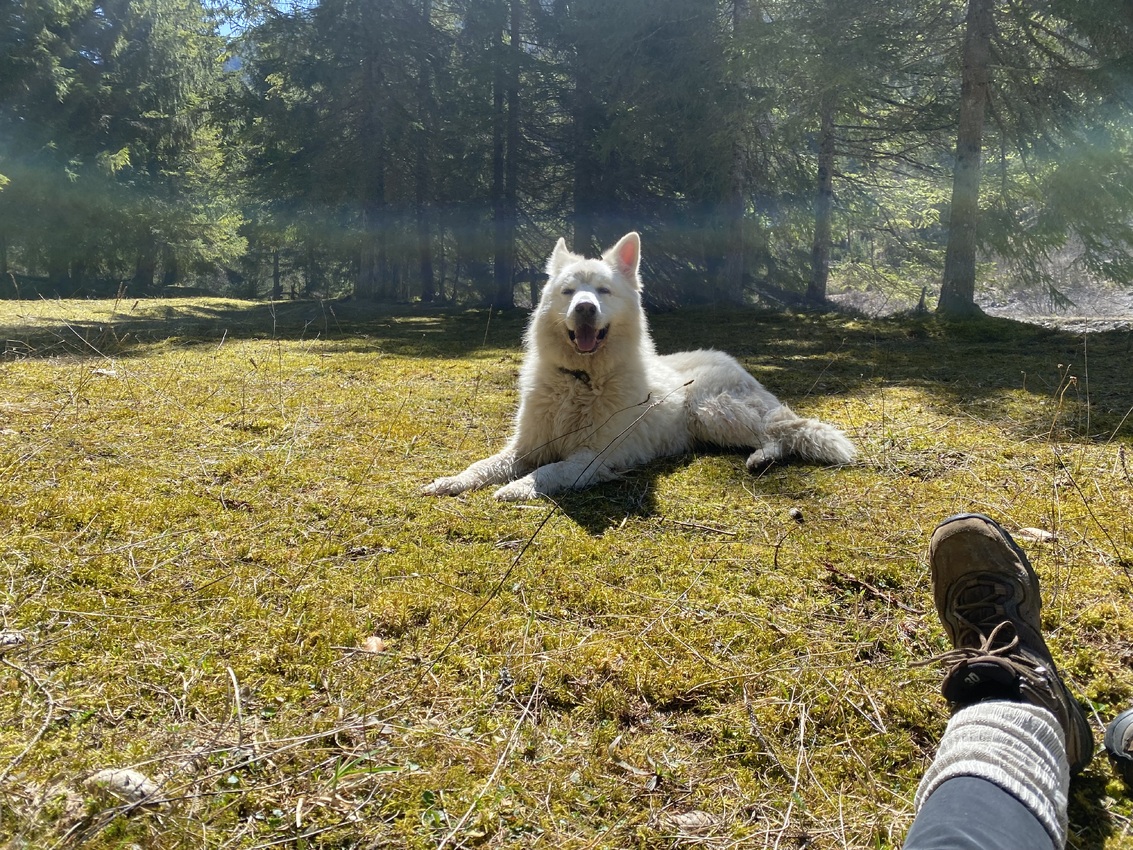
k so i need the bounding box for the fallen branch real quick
[824,564,921,615]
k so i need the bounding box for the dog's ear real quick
[545,237,573,279]
[603,232,641,288]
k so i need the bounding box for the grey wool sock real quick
[914,701,1069,848]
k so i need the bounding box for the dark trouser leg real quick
[904,776,1057,850]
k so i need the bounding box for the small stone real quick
[85,769,163,807]
[362,636,388,653]
[664,810,719,835]
[0,631,26,656]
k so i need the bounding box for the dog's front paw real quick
[493,479,539,502]
[422,476,468,496]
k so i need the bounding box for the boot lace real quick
[949,577,1014,637]
[914,621,1052,693]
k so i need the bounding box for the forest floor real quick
[831,281,1133,332]
[1,297,1133,849]
[981,286,1133,333]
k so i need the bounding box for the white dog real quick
[425,232,855,501]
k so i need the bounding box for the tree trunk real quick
[489,0,522,309]
[490,10,513,309]
[718,156,747,304]
[132,243,157,292]
[938,0,994,316]
[356,41,387,300]
[416,195,435,303]
[807,91,836,305]
[45,239,71,295]
[720,0,751,304]
[304,245,320,296]
[490,50,507,304]
[271,249,282,300]
[502,0,521,300]
[416,0,436,303]
[571,59,600,256]
[161,245,179,288]
[357,211,380,302]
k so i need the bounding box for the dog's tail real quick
[761,405,856,466]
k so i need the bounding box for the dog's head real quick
[533,232,643,359]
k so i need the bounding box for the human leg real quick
[905,513,1094,849]
[905,702,1065,849]
[906,775,1056,850]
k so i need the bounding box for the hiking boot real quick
[928,512,1094,774]
[1105,707,1133,787]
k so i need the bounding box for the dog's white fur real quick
[424,232,855,501]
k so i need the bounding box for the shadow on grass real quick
[0,298,530,362]
[536,451,835,536]
[1068,773,1117,850]
[548,455,691,535]
[3,297,1132,439]
[4,298,1125,845]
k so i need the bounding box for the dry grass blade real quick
[0,299,1131,848]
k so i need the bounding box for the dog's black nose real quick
[574,301,597,319]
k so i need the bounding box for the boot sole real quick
[1105,707,1133,786]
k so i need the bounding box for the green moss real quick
[0,300,1131,847]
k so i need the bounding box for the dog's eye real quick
[562,287,575,296]
[597,287,611,295]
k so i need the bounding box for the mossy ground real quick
[1,297,1132,849]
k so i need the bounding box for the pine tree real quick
[0,0,241,295]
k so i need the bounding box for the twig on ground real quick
[227,666,246,748]
[436,672,544,850]
[824,564,922,614]
[0,655,56,785]
[662,517,737,536]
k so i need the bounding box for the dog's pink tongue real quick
[574,325,598,352]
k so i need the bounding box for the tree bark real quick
[356,38,387,300]
[938,0,994,316]
[571,63,600,256]
[502,0,521,297]
[132,242,157,292]
[161,245,179,288]
[305,245,321,297]
[807,90,836,305]
[416,0,436,303]
[45,233,72,295]
[271,249,282,300]
[490,1,515,309]
[719,0,751,304]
